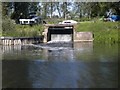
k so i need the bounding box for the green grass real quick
[75,20,120,43]
[3,24,44,37]
[14,24,44,37]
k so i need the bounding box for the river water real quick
[1,42,118,88]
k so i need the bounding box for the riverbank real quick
[2,17,44,37]
[2,18,119,43]
[76,20,120,43]
[3,24,44,37]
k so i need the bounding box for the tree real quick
[74,2,84,18]
[61,2,72,19]
[28,2,39,18]
[36,3,42,17]
[63,2,67,19]
[50,2,53,18]
[42,2,49,18]
[2,2,10,16]
[55,2,62,18]
[11,2,29,23]
[107,2,120,15]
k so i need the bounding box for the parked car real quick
[59,20,78,24]
[108,15,120,22]
[19,17,46,25]
[102,15,120,22]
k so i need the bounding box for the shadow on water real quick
[1,42,118,88]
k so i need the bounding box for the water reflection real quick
[28,62,117,88]
[1,42,94,61]
[2,42,118,88]
[2,61,118,88]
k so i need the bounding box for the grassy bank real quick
[14,24,44,37]
[75,20,120,43]
[2,19,44,37]
[2,17,119,43]
[2,16,44,37]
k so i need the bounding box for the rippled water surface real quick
[1,42,118,88]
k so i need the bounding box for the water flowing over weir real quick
[51,34,72,42]
[48,26,73,42]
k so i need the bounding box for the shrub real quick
[2,16,16,36]
[2,16,44,37]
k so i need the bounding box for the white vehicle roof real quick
[61,20,78,24]
[19,19,35,21]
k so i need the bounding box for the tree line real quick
[2,2,120,22]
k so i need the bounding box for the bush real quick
[2,16,44,37]
[15,24,44,37]
[2,16,16,36]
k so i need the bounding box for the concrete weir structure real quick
[42,24,94,42]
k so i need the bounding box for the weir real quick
[48,25,73,42]
[42,24,74,42]
[42,24,94,43]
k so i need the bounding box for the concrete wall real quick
[74,32,94,42]
[0,36,44,45]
